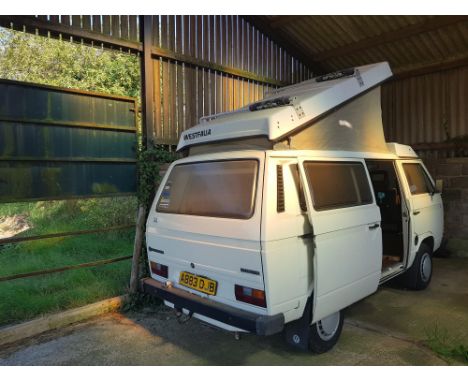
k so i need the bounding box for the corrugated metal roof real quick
[254,16,468,77]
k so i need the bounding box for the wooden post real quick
[129,16,153,294]
[140,15,155,148]
[129,205,147,293]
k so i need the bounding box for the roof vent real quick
[249,96,291,112]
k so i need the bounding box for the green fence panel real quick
[0,79,138,202]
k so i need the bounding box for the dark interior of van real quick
[366,160,405,270]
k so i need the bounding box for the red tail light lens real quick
[235,285,267,307]
[150,261,168,278]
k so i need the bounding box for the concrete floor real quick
[1,258,467,366]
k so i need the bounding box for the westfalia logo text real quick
[183,129,212,141]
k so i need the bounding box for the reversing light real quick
[150,261,168,278]
[235,285,267,307]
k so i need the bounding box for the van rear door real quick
[298,158,382,322]
[146,151,266,313]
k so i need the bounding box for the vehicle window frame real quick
[291,163,308,212]
[155,158,260,220]
[302,160,374,212]
[402,162,435,195]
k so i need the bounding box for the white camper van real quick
[143,62,444,353]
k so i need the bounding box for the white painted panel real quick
[298,157,383,323]
[146,150,266,315]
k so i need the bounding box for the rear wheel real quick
[285,300,344,353]
[395,242,433,290]
[308,310,344,353]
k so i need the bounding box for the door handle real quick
[368,223,380,230]
[148,246,164,254]
[413,210,420,215]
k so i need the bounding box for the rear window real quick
[303,161,373,211]
[156,159,258,219]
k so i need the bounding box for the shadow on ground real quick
[1,258,466,366]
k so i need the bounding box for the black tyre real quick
[308,310,344,354]
[397,242,433,290]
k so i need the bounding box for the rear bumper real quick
[141,277,284,336]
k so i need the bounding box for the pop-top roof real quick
[176,62,393,152]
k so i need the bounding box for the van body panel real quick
[260,154,313,321]
[260,238,310,318]
[297,157,383,322]
[395,159,444,266]
[146,151,267,315]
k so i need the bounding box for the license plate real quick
[179,271,217,296]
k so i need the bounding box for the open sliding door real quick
[298,158,383,322]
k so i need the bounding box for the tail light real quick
[150,261,168,278]
[235,285,267,307]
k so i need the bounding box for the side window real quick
[303,161,373,211]
[403,163,435,195]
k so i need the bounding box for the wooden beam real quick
[129,205,147,293]
[394,55,468,80]
[242,15,326,75]
[0,295,128,347]
[150,46,287,87]
[140,16,153,148]
[315,15,468,62]
[412,142,468,151]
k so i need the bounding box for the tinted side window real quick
[403,163,434,195]
[303,161,373,211]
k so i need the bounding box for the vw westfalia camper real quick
[142,62,444,353]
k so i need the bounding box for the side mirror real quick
[435,179,443,194]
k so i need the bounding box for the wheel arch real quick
[420,235,435,253]
[407,233,434,270]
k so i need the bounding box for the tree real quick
[0,27,141,100]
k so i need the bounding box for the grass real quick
[425,324,468,364]
[0,196,137,327]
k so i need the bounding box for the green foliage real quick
[123,291,162,312]
[134,146,177,297]
[0,196,138,234]
[0,27,140,99]
[425,324,468,364]
[0,258,132,327]
[0,223,135,326]
[0,197,137,326]
[137,146,177,208]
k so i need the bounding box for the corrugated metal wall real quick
[0,15,312,146]
[149,15,311,145]
[382,66,468,148]
[21,15,141,42]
